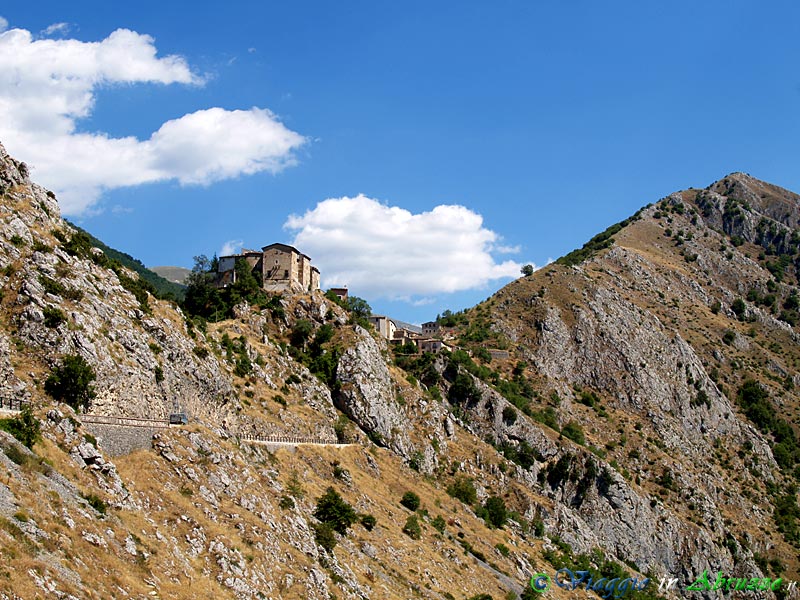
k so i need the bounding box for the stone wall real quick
[83,422,161,456]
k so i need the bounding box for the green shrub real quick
[531,517,545,537]
[234,355,252,377]
[497,439,540,470]
[561,421,585,445]
[290,319,314,349]
[44,355,96,411]
[313,487,357,535]
[43,306,66,328]
[448,372,482,405]
[82,492,107,515]
[0,405,40,449]
[732,298,747,320]
[447,476,477,505]
[691,390,710,408]
[279,495,295,510]
[402,514,421,539]
[32,240,51,253]
[400,491,421,511]
[313,521,337,552]
[495,542,509,557]
[556,213,642,266]
[483,496,508,529]
[39,275,66,297]
[432,515,446,533]
[62,287,83,301]
[360,514,377,531]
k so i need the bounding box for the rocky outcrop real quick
[336,326,414,459]
[0,142,239,427]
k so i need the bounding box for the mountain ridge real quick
[2,139,800,598]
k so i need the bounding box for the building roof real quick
[392,319,423,334]
[261,242,311,260]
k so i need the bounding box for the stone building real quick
[421,321,440,335]
[216,243,320,293]
[367,315,397,340]
[328,287,349,302]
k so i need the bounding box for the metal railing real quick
[0,397,30,412]
[241,433,344,446]
[80,414,171,429]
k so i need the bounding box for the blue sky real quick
[1,2,799,323]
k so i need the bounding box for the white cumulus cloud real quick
[41,22,71,36]
[285,195,525,302]
[0,24,306,214]
[219,239,243,257]
[0,17,8,33]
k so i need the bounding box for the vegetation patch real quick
[44,354,96,411]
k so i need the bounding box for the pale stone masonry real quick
[216,243,320,293]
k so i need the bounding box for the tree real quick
[521,264,534,276]
[346,295,371,320]
[290,319,314,349]
[313,487,357,535]
[448,372,482,406]
[402,514,421,539]
[483,496,508,528]
[44,355,96,411]
[447,476,477,505]
[0,405,41,448]
[228,257,262,306]
[400,491,421,511]
[345,294,372,328]
[183,255,227,320]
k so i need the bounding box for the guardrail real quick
[80,415,171,429]
[0,398,30,412]
[241,434,346,446]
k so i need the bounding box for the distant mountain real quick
[150,265,192,285]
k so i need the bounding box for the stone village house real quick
[216,243,320,293]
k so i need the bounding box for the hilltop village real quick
[215,242,510,358]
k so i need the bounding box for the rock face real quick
[336,326,414,459]
[0,143,238,427]
[471,173,800,582]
